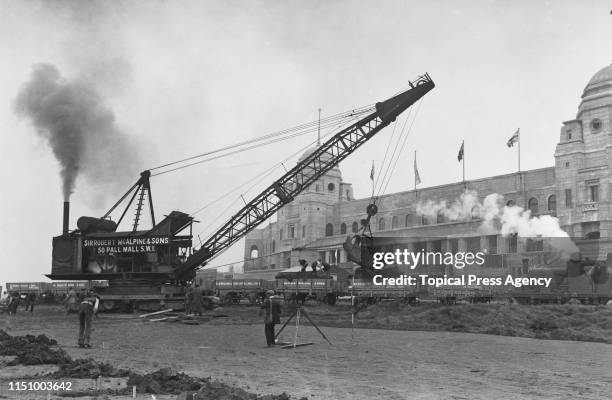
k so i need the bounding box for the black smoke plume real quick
[14,63,139,201]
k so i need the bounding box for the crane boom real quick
[175,74,435,280]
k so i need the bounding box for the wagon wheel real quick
[202,297,214,310]
[100,300,115,311]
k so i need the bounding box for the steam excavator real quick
[47,74,435,311]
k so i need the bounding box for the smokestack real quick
[63,201,70,235]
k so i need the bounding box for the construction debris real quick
[142,312,228,325]
[138,308,175,318]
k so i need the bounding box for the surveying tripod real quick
[274,304,332,348]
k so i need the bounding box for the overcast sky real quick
[1,1,611,289]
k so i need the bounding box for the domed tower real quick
[242,146,354,273]
[554,64,612,242]
[275,147,353,248]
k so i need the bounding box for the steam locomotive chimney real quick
[63,201,70,235]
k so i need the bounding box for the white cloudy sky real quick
[1,0,611,289]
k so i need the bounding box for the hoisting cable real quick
[371,75,426,200]
[369,117,399,204]
[373,109,412,201]
[150,117,352,177]
[189,114,358,216]
[148,105,375,175]
[375,98,424,204]
[374,109,413,200]
[192,116,356,245]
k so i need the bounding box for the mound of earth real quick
[309,302,612,344]
[51,357,130,379]
[194,380,300,400]
[0,329,71,365]
[127,368,206,394]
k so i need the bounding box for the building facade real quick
[242,65,612,279]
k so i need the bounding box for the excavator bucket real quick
[343,234,374,269]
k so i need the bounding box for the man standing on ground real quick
[261,290,281,346]
[9,292,21,315]
[24,292,36,312]
[65,287,77,314]
[78,290,99,348]
[8,292,19,315]
[185,285,194,315]
[191,284,203,316]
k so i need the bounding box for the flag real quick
[507,128,519,147]
[457,141,464,162]
[414,155,421,185]
[369,160,375,181]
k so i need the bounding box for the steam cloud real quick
[14,63,139,201]
[416,190,579,257]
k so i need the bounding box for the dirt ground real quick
[1,305,611,400]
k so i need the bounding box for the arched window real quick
[279,229,283,240]
[437,213,444,224]
[405,214,411,227]
[421,215,428,225]
[471,206,480,220]
[250,245,259,258]
[506,199,515,207]
[340,223,347,234]
[272,240,275,253]
[352,221,359,233]
[302,225,306,238]
[547,195,556,212]
[325,223,334,237]
[378,218,385,231]
[585,231,600,240]
[528,197,539,214]
[391,216,398,229]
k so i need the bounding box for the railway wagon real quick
[275,278,346,304]
[511,271,612,304]
[48,280,109,293]
[509,251,612,304]
[6,282,48,293]
[215,279,274,304]
[348,280,424,304]
[430,285,499,304]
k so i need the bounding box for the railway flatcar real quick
[215,279,274,304]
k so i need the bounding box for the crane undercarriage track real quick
[93,279,186,312]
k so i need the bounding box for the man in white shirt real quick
[78,290,99,348]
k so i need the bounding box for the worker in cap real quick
[191,284,204,316]
[261,290,281,346]
[78,289,99,348]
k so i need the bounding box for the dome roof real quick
[298,146,336,165]
[298,147,317,161]
[583,65,612,98]
[296,146,341,176]
[586,65,612,86]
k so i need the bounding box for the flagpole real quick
[517,128,521,172]
[462,140,465,182]
[371,160,375,198]
[414,150,417,191]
